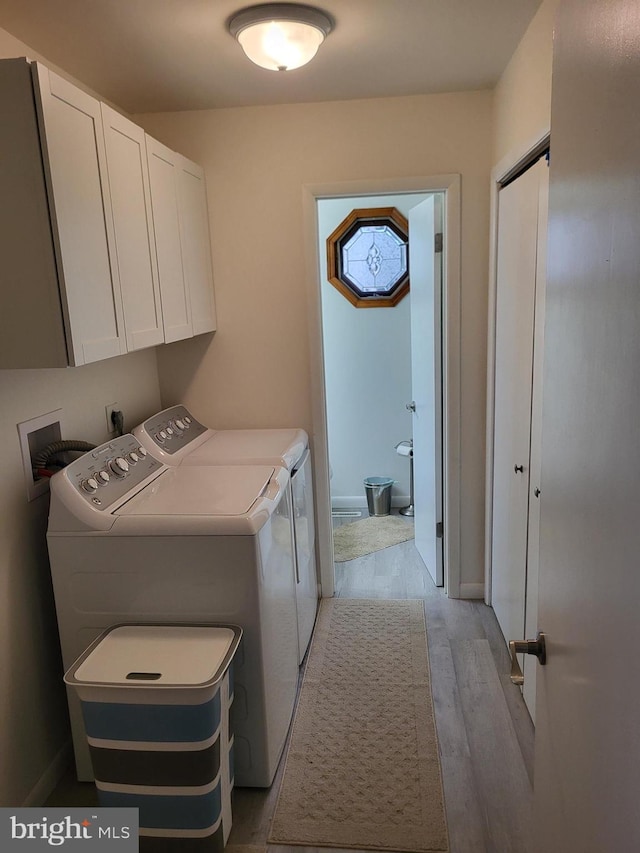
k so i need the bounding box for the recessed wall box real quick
[18,409,63,501]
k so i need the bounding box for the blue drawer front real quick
[81,692,220,743]
[97,782,222,831]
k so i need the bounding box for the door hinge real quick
[436,521,444,539]
[434,232,443,253]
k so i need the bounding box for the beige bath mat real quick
[333,515,414,562]
[269,599,449,852]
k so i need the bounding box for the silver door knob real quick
[508,632,547,685]
[406,401,416,412]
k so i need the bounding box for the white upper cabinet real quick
[101,104,164,352]
[177,156,217,335]
[0,57,216,368]
[145,136,193,343]
[33,62,127,366]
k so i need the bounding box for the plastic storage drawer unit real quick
[65,624,242,852]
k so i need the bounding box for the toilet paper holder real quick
[395,440,414,516]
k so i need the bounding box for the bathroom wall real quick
[318,192,430,509]
[0,26,163,806]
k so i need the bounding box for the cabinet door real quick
[177,156,217,335]
[32,63,125,366]
[145,136,193,343]
[101,104,164,352]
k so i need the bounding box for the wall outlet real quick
[106,402,120,434]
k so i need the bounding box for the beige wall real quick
[0,27,162,806]
[492,0,559,165]
[137,91,493,590]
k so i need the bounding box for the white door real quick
[491,159,546,658]
[522,159,549,721]
[33,63,126,365]
[101,104,164,352]
[408,196,442,586]
[533,2,640,849]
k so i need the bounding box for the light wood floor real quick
[48,512,534,853]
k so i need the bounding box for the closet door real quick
[491,157,547,655]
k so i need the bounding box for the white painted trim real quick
[22,740,73,806]
[303,174,462,599]
[459,582,486,600]
[485,129,551,606]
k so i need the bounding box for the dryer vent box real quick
[17,409,62,501]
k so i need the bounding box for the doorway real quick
[302,175,462,599]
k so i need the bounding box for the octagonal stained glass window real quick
[327,207,410,307]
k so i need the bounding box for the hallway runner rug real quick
[333,515,415,562]
[268,599,449,852]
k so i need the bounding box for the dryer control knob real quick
[166,427,174,437]
[137,446,148,457]
[127,451,139,465]
[81,477,99,494]
[96,470,110,485]
[159,430,168,440]
[155,432,165,444]
[175,419,185,431]
[184,416,192,426]
[109,457,129,477]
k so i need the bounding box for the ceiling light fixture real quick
[228,3,333,72]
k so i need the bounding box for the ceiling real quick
[0,0,542,114]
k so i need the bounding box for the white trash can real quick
[64,623,242,853]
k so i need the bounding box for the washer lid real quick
[69,625,240,687]
[116,465,274,517]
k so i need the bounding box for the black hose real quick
[33,440,96,472]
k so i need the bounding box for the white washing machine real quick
[46,434,299,788]
[132,405,318,663]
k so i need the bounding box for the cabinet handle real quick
[514,464,524,473]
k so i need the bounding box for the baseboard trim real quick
[458,582,485,600]
[331,495,410,510]
[22,740,73,807]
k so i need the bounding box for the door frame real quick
[302,174,461,598]
[484,129,550,604]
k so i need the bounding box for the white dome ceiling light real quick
[228,3,334,72]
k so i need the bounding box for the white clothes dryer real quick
[133,406,318,663]
[47,434,299,788]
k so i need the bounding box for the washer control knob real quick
[137,446,148,457]
[81,477,99,494]
[127,451,139,465]
[159,429,168,440]
[184,416,192,426]
[175,419,185,431]
[96,470,110,485]
[155,432,165,444]
[166,427,174,436]
[109,456,129,477]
